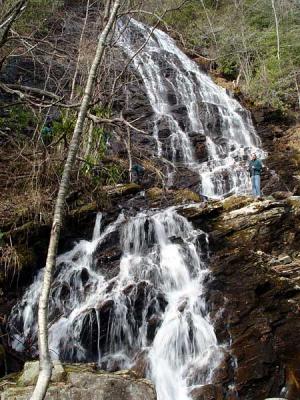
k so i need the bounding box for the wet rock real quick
[177,200,223,222]
[146,187,201,206]
[277,254,292,264]
[97,299,114,313]
[174,189,201,203]
[92,228,122,280]
[194,142,208,162]
[147,315,162,342]
[173,168,201,191]
[103,183,141,198]
[188,133,208,162]
[177,299,188,312]
[188,131,207,142]
[130,350,149,379]
[271,191,293,200]
[201,196,300,400]
[221,195,253,212]
[257,118,300,194]
[190,383,223,400]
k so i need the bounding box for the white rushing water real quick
[117,18,264,198]
[9,209,221,400]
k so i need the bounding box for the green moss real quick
[70,202,97,218]
[227,228,257,246]
[146,187,164,201]
[16,245,36,269]
[3,221,37,241]
[0,371,22,385]
[222,196,253,212]
[64,364,97,374]
[107,183,141,197]
[0,105,37,137]
[287,197,300,215]
[174,189,201,204]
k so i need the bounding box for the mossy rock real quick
[286,196,300,215]
[3,221,37,242]
[177,200,223,221]
[146,187,201,205]
[174,189,201,204]
[104,183,141,197]
[17,361,66,386]
[222,195,253,212]
[64,363,97,374]
[70,202,97,218]
[146,187,164,201]
[226,227,257,246]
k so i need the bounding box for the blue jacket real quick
[249,159,262,176]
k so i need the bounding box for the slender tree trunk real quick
[200,0,218,49]
[124,126,132,182]
[294,71,300,110]
[30,2,121,400]
[85,120,94,158]
[69,0,90,105]
[271,0,280,61]
[0,0,27,49]
[104,0,112,22]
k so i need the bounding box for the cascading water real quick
[117,19,264,198]
[9,209,221,399]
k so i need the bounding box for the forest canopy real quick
[151,0,300,111]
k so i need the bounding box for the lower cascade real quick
[8,208,222,400]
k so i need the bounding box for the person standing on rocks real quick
[249,153,263,197]
[132,163,145,185]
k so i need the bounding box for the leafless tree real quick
[29,2,121,399]
[271,0,280,61]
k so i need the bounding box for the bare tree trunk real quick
[294,71,300,110]
[30,2,121,400]
[271,0,280,61]
[69,0,90,105]
[104,0,113,21]
[124,126,132,182]
[0,0,27,49]
[84,120,94,158]
[200,0,218,49]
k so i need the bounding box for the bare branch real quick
[0,0,27,48]
[87,111,146,134]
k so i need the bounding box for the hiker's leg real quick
[251,175,256,196]
[256,175,261,197]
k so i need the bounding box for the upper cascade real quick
[117,19,264,198]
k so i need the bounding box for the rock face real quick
[251,107,300,196]
[179,196,300,400]
[0,363,156,400]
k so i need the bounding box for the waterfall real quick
[8,209,221,399]
[7,19,269,400]
[117,19,264,198]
